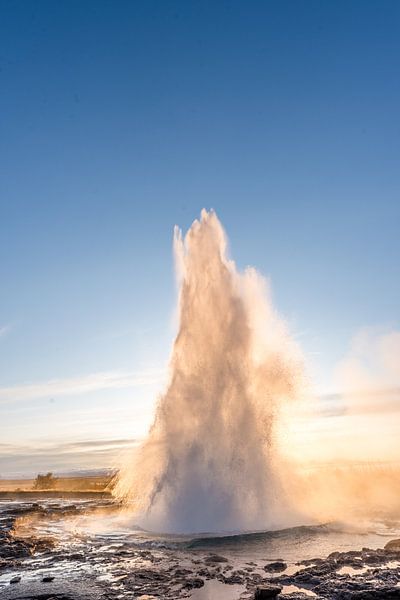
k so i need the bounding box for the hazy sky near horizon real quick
[1,1,400,475]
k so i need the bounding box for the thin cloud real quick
[0,438,140,477]
[0,438,138,456]
[318,388,400,418]
[0,368,166,405]
[0,323,12,338]
[288,388,400,422]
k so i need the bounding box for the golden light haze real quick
[115,211,400,532]
[282,328,400,467]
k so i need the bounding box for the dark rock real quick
[264,561,287,572]
[182,577,204,589]
[174,568,192,577]
[133,568,169,583]
[197,568,212,577]
[340,588,400,599]
[254,584,282,599]
[222,572,245,584]
[249,573,263,584]
[0,581,105,599]
[54,551,86,561]
[10,576,21,584]
[384,539,400,553]
[42,575,55,582]
[204,553,229,564]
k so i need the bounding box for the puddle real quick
[190,579,245,599]
[282,563,304,576]
[281,585,317,597]
[337,565,369,575]
[385,561,400,569]
[337,561,400,576]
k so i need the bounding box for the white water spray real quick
[115,210,304,533]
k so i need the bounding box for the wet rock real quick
[138,550,155,560]
[53,551,86,561]
[197,567,213,577]
[174,568,193,577]
[204,553,229,564]
[222,572,245,584]
[254,584,282,599]
[0,581,106,600]
[114,548,131,556]
[336,587,400,599]
[264,561,287,572]
[344,558,365,570]
[42,575,55,582]
[133,568,170,583]
[384,539,400,553]
[0,558,13,569]
[10,576,21,584]
[290,571,321,586]
[31,536,56,553]
[182,577,204,589]
[248,573,263,584]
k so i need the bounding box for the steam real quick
[115,210,305,533]
[283,329,400,525]
[332,329,400,464]
[337,328,400,399]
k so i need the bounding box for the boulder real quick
[264,561,287,572]
[384,539,400,553]
[204,553,228,564]
[254,584,282,599]
[182,577,204,589]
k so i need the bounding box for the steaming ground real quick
[115,210,305,533]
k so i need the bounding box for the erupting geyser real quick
[115,210,305,533]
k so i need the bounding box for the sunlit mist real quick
[115,210,306,532]
[115,211,400,534]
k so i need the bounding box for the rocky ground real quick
[0,501,399,600]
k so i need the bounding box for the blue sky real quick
[1,1,399,475]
